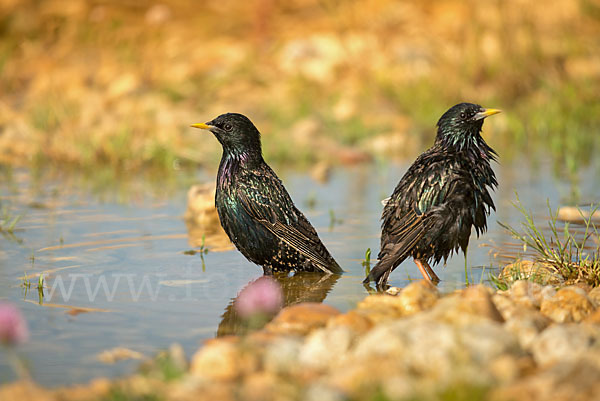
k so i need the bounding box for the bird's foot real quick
[415,259,440,286]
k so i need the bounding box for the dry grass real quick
[494,195,600,288]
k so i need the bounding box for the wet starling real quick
[364,103,501,288]
[191,113,342,275]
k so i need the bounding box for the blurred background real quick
[0,0,598,178]
[1,0,600,387]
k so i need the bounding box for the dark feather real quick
[366,103,499,286]
[198,113,342,275]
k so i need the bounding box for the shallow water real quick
[0,158,598,386]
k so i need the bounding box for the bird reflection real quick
[216,272,340,337]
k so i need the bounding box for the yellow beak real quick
[481,108,502,117]
[190,123,211,130]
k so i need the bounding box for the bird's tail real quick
[362,246,409,285]
[363,209,432,286]
[327,259,344,274]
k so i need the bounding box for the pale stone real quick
[263,337,302,375]
[265,303,341,335]
[509,280,543,309]
[356,281,438,321]
[299,326,353,370]
[190,341,244,381]
[328,310,374,334]
[429,285,504,325]
[540,286,596,323]
[504,311,551,350]
[492,293,519,320]
[588,287,600,308]
[531,324,600,367]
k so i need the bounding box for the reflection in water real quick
[216,272,340,337]
[184,183,233,252]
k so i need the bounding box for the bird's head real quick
[191,113,262,158]
[435,103,501,149]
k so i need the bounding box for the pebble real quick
[540,286,596,323]
[429,285,504,325]
[509,280,543,309]
[190,340,251,381]
[588,287,600,308]
[530,324,600,367]
[298,326,354,370]
[265,303,341,335]
[356,280,438,322]
[5,281,600,401]
[504,310,551,349]
[327,310,374,334]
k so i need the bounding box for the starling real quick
[364,103,501,288]
[191,113,342,275]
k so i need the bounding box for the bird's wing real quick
[236,167,342,274]
[379,153,461,258]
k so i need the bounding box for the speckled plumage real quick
[194,113,342,275]
[365,103,500,287]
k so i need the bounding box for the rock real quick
[504,310,551,349]
[557,206,600,223]
[190,340,252,381]
[586,308,600,324]
[240,372,295,401]
[488,355,533,384]
[263,337,302,375]
[352,322,407,360]
[396,280,440,315]
[352,317,503,383]
[509,280,543,309]
[184,184,219,228]
[385,286,401,295]
[96,347,145,364]
[540,285,557,301]
[429,285,504,325]
[588,287,600,308]
[540,286,596,323]
[356,281,438,322]
[530,323,600,367]
[298,326,353,371]
[327,310,374,334]
[458,321,520,366]
[492,293,519,320]
[327,358,404,396]
[265,303,341,335]
[500,261,563,285]
[0,380,55,401]
[492,359,600,401]
[356,295,404,322]
[184,183,232,251]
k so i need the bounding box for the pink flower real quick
[235,276,283,318]
[0,302,29,346]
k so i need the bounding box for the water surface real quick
[0,158,598,386]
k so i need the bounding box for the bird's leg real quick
[422,260,440,283]
[414,259,440,284]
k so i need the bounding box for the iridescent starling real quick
[364,103,501,287]
[191,113,342,275]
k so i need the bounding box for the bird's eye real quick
[223,123,233,132]
[459,112,466,119]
